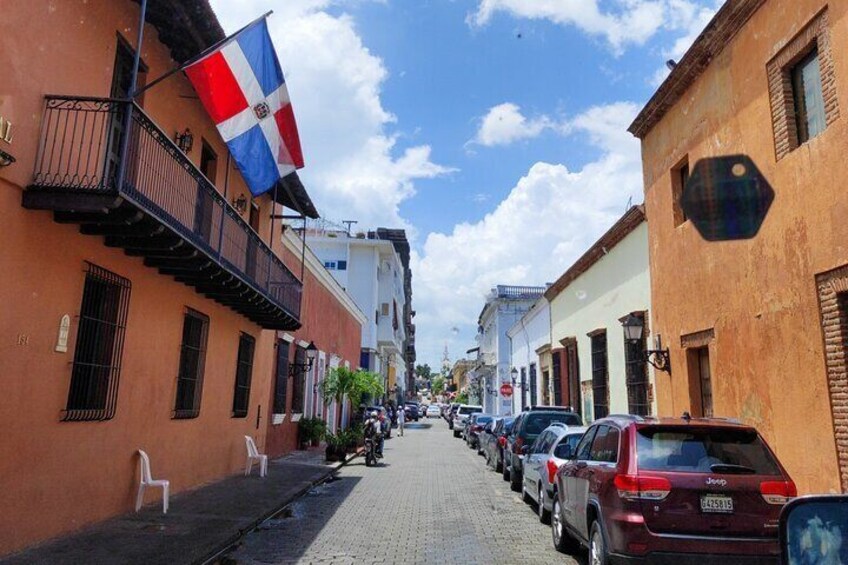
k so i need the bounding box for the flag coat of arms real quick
[185,18,304,197]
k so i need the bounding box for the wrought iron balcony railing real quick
[25,96,302,329]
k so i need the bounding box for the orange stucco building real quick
[0,0,361,556]
[630,0,848,494]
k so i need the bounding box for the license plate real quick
[700,494,734,514]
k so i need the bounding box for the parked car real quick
[482,417,515,473]
[551,414,796,563]
[426,404,441,418]
[404,402,420,422]
[521,424,587,524]
[504,408,583,492]
[452,404,483,438]
[464,413,493,449]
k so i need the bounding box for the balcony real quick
[23,96,301,329]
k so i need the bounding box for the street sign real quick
[500,383,513,398]
[681,155,774,242]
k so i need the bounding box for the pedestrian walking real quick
[397,403,405,436]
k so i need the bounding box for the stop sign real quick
[500,383,513,398]
[681,155,774,242]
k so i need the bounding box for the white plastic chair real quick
[136,450,169,513]
[244,435,268,478]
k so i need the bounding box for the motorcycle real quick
[364,435,382,467]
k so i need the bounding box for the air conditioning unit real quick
[380,303,390,316]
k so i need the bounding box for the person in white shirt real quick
[397,404,405,436]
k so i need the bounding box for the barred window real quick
[291,345,306,413]
[173,309,209,419]
[624,313,650,416]
[273,339,290,414]
[64,263,131,422]
[232,333,255,418]
[590,331,609,420]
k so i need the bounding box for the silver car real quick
[521,424,587,524]
[452,404,483,438]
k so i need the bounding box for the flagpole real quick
[130,10,273,99]
[115,0,148,194]
[268,183,278,287]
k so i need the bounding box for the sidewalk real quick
[2,448,356,565]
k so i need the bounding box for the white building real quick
[506,298,551,414]
[546,206,655,422]
[470,285,547,416]
[306,225,408,401]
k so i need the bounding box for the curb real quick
[197,450,362,565]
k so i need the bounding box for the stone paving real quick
[223,419,584,565]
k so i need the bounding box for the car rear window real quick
[522,413,582,437]
[476,416,493,425]
[458,406,483,415]
[636,427,782,475]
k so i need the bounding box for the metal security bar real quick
[174,309,209,419]
[64,263,131,422]
[31,96,302,322]
[273,340,290,414]
[624,321,650,416]
[232,333,255,418]
[591,332,610,420]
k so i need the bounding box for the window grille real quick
[273,339,290,414]
[64,263,131,422]
[173,309,209,419]
[590,331,610,419]
[624,315,650,416]
[232,333,255,418]
[291,345,306,413]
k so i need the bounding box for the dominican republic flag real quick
[184,18,304,197]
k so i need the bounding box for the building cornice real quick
[628,0,766,139]
[282,230,368,326]
[545,206,646,302]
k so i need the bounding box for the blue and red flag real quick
[184,18,304,197]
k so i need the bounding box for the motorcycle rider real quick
[364,410,383,458]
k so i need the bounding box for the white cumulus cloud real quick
[209,0,452,230]
[473,102,554,146]
[469,0,718,55]
[412,102,643,366]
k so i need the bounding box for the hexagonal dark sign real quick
[681,155,775,241]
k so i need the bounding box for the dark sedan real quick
[481,416,514,473]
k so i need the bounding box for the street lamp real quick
[621,314,671,374]
[289,341,318,377]
[510,367,528,391]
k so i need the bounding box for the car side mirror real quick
[780,495,848,563]
[521,445,530,455]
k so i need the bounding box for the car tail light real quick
[513,437,524,453]
[614,474,671,501]
[498,436,507,448]
[472,425,482,432]
[547,459,559,484]
[760,480,797,505]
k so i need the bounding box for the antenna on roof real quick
[625,196,633,213]
[341,220,358,236]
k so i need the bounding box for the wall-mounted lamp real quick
[0,149,16,168]
[621,313,671,374]
[232,193,248,214]
[509,367,529,391]
[174,128,193,153]
[288,341,318,377]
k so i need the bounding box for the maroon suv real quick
[551,415,796,564]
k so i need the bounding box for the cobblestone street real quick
[223,420,583,564]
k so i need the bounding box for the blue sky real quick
[210,0,719,369]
